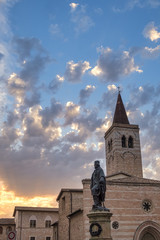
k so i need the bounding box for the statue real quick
[90,160,109,211]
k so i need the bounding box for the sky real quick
[0,0,160,217]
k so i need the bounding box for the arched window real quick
[122,135,126,148]
[0,226,3,234]
[29,215,37,228]
[45,216,52,228]
[128,136,133,148]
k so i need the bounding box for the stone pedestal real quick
[87,211,113,240]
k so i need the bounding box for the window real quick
[108,141,110,152]
[142,199,152,213]
[108,139,112,152]
[62,196,65,211]
[46,237,51,240]
[30,237,35,240]
[45,220,51,228]
[110,139,112,150]
[122,135,126,148]
[112,221,119,229]
[30,220,36,228]
[6,226,12,233]
[0,227,3,234]
[128,136,133,148]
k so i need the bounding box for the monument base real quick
[87,210,113,240]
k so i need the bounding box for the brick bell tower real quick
[104,92,143,178]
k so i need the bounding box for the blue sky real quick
[0,0,160,216]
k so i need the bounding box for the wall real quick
[15,210,58,240]
[0,224,15,240]
[70,212,83,240]
[58,191,83,240]
[105,124,143,178]
[82,178,160,240]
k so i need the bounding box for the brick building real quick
[55,92,160,240]
[82,92,160,240]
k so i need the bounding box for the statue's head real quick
[94,160,100,169]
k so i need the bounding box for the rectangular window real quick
[30,237,35,240]
[46,237,51,240]
[45,220,51,228]
[62,196,65,211]
[30,220,36,228]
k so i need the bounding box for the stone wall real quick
[15,209,58,240]
[70,211,83,240]
[104,124,143,178]
[0,222,15,240]
[82,178,160,240]
[58,190,83,240]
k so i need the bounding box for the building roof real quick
[0,218,15,225]
[113,92,129,124]
[67,209,83,218]
[51,221,58,226]
[107,175,160,186]
[13,206,59,217]
[56,188,83,201]
[82,175,160,187]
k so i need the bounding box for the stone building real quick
[13,206,58,240]
[55,92,160,240]
[55,189,83,240]
[82,92,160,240]
[0,218,15,240]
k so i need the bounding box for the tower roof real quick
[113,92,129,124]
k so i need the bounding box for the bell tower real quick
[104,92,143,178]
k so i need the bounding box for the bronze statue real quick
[90,160,109,211]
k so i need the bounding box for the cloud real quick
[79,85,95,105]
[143,22,160,42]
[65,60,91,83]
[13,37,44,61]
[40,98,63,127]
[94,8,103,15]
[49,23,63,38]
[69,2,79,12]
[98,84,118,110]
[24,91,41,107]
[91,47,142,82]
[64,101,80,125]
[7,73,28,103]
[12,37,51,89]
[70,4,94,34]
[113,0,160,12]
[126,85,156,110]
[49,74,64,93]
[142,45,160,58]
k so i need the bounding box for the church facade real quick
[82,92,160,240]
